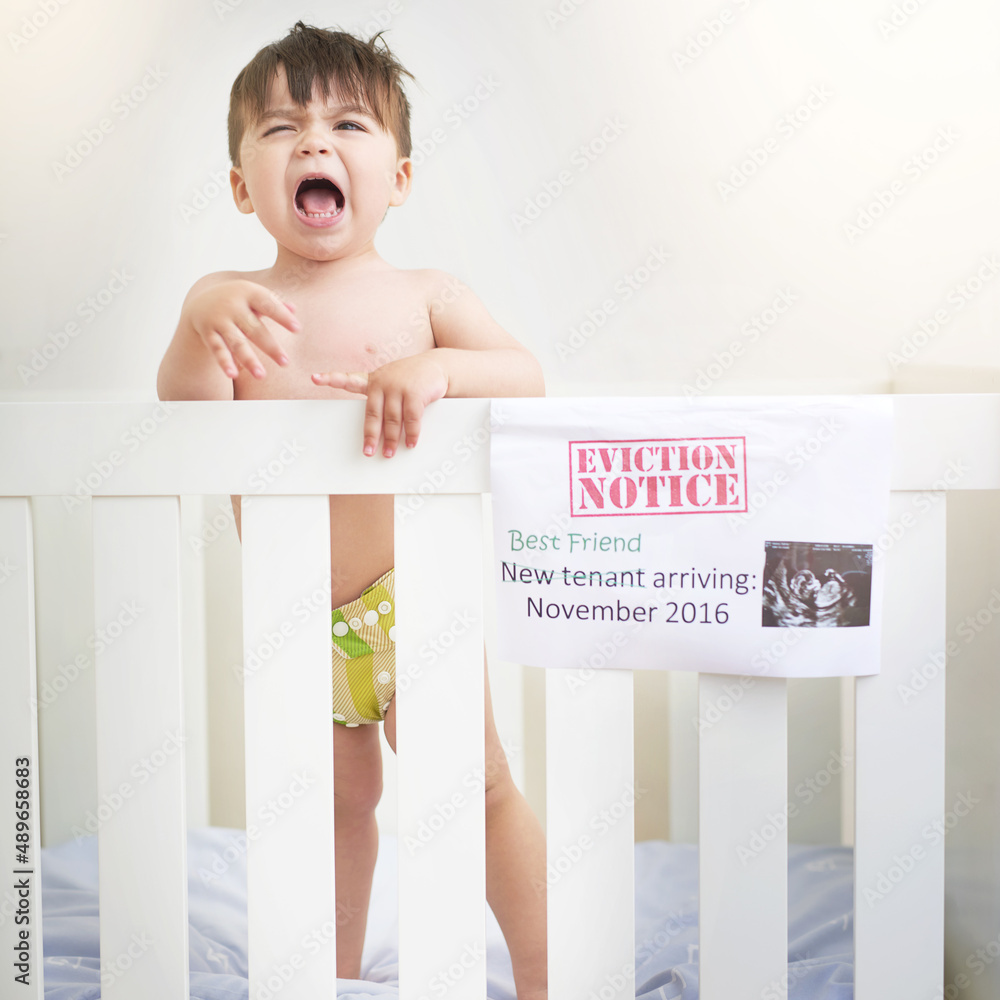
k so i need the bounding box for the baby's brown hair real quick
[228,21,413,166]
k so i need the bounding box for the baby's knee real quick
[333,733,383,819]
[334,771,383,820]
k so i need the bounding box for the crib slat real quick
[395,493,486,999]
[0,499,44,999]
[546,668,634,998]
[667,669,700,841]
[699,674,787,999]
[240,495,335,999]
[92,497,188,999]
[855,492,945,998]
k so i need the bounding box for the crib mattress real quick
[40,828,852,999]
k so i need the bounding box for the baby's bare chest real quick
[236,284,435,400]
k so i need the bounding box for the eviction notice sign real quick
[489,396,893,678]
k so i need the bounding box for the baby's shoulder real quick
[182,268,265,304]
[403,267,468,305]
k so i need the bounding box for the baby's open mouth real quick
[294,177,344,218]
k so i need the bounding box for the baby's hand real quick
[312,354,449,457]
[185,279,300,379]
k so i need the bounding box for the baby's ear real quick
[230,166,255,215]
[387,157,412,208]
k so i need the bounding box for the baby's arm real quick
[157,273,299,399]
[312,271,544,457]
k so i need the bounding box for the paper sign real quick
[489,397,893,678]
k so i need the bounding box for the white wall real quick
[3,0,998,400]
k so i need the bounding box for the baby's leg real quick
[383,661,548,999]
[479,658,548,1000]
[332,721,383,978]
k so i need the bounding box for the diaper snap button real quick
[378,600,392,614]
[377,670,391,685]
[333,621,349,637]
[363,609,379,627]
[348,616,363,631]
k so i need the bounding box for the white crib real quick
[1,394,996,999]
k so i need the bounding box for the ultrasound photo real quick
[761,541,873,628]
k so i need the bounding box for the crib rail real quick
[2,394,997,999]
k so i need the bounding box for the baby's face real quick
[231,65,411,261]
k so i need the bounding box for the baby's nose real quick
[297,127,330,156]
[297,139,330,155]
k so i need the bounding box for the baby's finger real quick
[237,311,290,368]
[250,287,301,334]
[203,330,239,379]
[220,322,267,379]
[311,371,371,394]
[401,396,425,450]
[380,393,404,458]
[362,387,385,457]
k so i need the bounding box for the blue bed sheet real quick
[40,828,853,999]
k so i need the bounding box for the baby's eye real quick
[262,125,294,136]
[335,121,364,131]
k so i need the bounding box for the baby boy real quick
[156,22,546,999]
